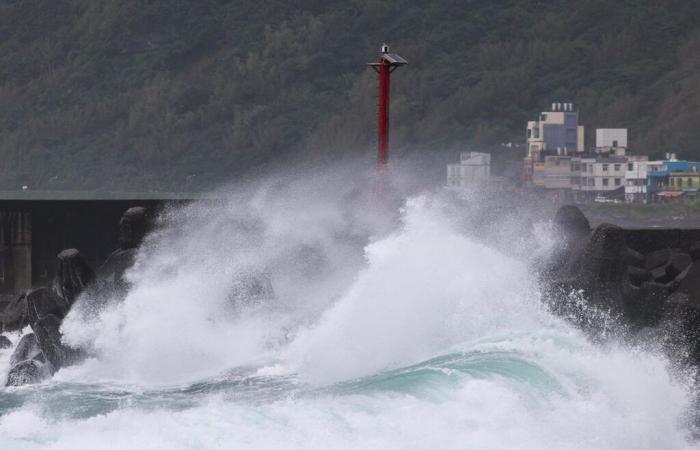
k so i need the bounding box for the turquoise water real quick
[0,189,697,449]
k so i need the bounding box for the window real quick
[603,164,609,171]
[612,140,618,147]
[603,178,609,186]
[533,128,540,138]
[628,163,634,171]
[589,178,594,186]
[540,114,547,121]
[527,129,532,138]
[614,164,621,172]
[615,178,621,186]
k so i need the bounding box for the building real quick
[595,129,628,156]
[647,157,700,202]
[524,102,585,186]
[624,157,655,203]
[669,170,700,202]
[543,155,576,190]
[447,152,491,189]
[525,123,658,202]
[573,155,628,201]
[526,102,585,156]
[648,157,700,203]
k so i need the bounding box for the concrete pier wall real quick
[0,211,32,292]
[0,200,170,293]
[622,229,700,254]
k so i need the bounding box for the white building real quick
[447,152,491,189]
[624,156,657,203]
[574,156,628,199]
[595,129,628,156]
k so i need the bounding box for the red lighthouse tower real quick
[368,44,407,172]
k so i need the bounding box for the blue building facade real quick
[646,160,700,203]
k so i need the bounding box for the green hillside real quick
[0,0,698,190]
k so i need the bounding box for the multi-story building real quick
[526,103,585,155]
[649,157,700,203]
[669,170,700,203]
[624,157,655,203]
[573,155,628,201]
[669,171,700,190]
[543,155,575,190]
[524,102,585,186]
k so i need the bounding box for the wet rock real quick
[664,263,700,311]
[94,206,151,296]
[651,265,673,284]
[624,248,645,268]
[26,288,65,324]
[545,206,591,280]
[118,206,150,250]
[6,360,50,386]
[623,281,669,328]
[6,332,53,386]
[0,293,28,332]
[666,253,692,280]
[645,248,680,271]
[53,248,96,308]
[26,249,95,325]
[627,266,651,287]
[553,205,590,236]
[10,333,44,366]
[32,314,83,369]
[0,335,11,349]
[578,223,628,284]
[658,263,700,363]
[96,247,138,295]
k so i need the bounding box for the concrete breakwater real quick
[0,207,151,385]
[2,199,700,388]
[545,205,700,367]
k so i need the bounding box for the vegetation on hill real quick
[0,0,698,190]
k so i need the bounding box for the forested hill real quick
[0,0,699,191]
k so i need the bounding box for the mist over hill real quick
[0,0,698,191]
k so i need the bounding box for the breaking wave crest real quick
[0,168,697,449]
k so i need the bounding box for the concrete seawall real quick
[623,229,700,254]
[547,204,700,370]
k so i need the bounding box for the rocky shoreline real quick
[0,206,150,386]
[2,202,700,387]
[544,205,700,370]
